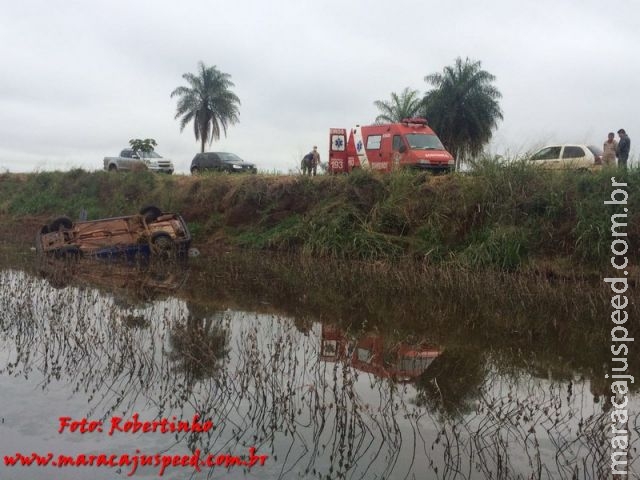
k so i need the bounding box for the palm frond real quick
[373,87,422,123]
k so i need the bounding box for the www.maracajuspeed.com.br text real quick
[4,447,268,477]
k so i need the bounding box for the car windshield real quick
[138,151,161,159]
[218,152,244,163]
[405,134,445,150]
[531,146,561,161]
[587,145,603,156]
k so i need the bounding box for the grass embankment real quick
[0,162,638,274]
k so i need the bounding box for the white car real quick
[529,144,603,170]
[104,149,174,174]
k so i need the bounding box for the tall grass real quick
[1,163,638,270]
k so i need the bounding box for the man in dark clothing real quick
[616,129,631,168]
[301,146,320,176]
[301,152,314,175]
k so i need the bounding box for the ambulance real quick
[328,118,454,173]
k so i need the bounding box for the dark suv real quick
[190,152,257,175]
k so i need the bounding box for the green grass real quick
[1,163,638,270]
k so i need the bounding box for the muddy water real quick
[0,256,637,480]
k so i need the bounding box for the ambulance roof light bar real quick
[401,118,428,126]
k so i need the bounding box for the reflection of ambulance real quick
[319,324,442,383]
[351,334,442,383]
[328,118,454,174]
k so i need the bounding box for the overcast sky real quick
[0,0,637,173]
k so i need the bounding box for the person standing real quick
[311,146,320,176]
[301,146,320,176]
[301,152,314,175]
[616,129,630,168]
[603,132,618,166]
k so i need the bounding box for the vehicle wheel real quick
[140,205,162,223]
[191,166,200,175]
[150,232,176,259]
[49,216,73,231]
[35,224,52,254]
[108,164,117,172]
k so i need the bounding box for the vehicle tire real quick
[35,224,52,254]
[191,166,200,175]
[49,216,73,231]
[108,164,117,172]
[140,205,162,223]
[150,232,176,259]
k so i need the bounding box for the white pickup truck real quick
[104,148,174,174]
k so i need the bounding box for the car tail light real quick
[594,155,602,165]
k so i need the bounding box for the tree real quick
[170,62,241,153]
[129,138,157,153]
[423,57,503,169]
[169,305,230,383]
[373,87,422,124]
[414,347,486,417]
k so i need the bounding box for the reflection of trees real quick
[169,304,230,383]
[423,372,616,480]
[0,269,638,479]
[0,270,190,420]
[414,347,486,416]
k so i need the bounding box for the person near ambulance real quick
[311,146,321,175]
[301,146,320,176]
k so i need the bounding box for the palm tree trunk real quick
[201,138,205,153]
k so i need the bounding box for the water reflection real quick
[320,323,442,382]
[415,347,486,416]
[36,255,189,303]
[0,262,637,479]
[170,304,230,383]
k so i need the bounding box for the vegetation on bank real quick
[0,161,638,271]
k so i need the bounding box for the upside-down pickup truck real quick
[35,206,191,259]
[104,148,174,174]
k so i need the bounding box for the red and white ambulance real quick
[328,118,454,174]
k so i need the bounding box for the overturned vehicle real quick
[35,206,191,259]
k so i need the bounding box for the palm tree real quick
[171,62,241,153]
[423,57,503,169]
[373,87,422,124]
[169,306,230,383]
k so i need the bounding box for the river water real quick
[0,254,637,479]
